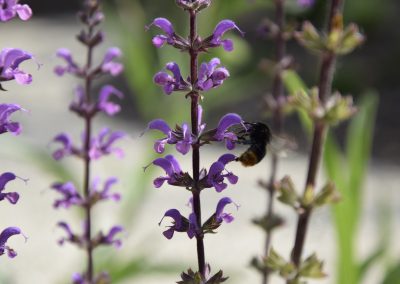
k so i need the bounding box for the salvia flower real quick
[93,225,123,248]
[100,47,123,76]
[54,48,83,77]
[159,208,194,239]
[51,181,83,208]
[51,133,80,160]
[0,0,32,22]
[146,17,189,50]
[200,154,238,192]
[215,197,238,224]
[89,128,125,160]
[90,177,121,204]
[0,172,18,204]
[0,104,24,135]
[147,119,194,154]
[203,20,244,52]
[0,48,33,85]
[153,62,191,95]
[57,222,82,246]
[151,154,193,188]
[211,113,244,149]
[196,58,230,91]
[70,85,123,117]
[0,227,22,258]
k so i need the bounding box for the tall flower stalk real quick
[264,0,364,283]
[146,1,245,282]
[0,0,32,259]
[51,1,124,283]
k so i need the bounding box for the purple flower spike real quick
[215,197,239,223]
[101,47,123,76]
[52,133,75,160]
[54,48,82,77]
[89,128,125,160]
[97,85,124,116]
[0,104,24,135]
[0,0,32,22]
[209,20,244,52]
[152,154,186,188]
[51,181,83,208]
[214,113,244,149]
[159,209,192,239]
[90,177,121,203]
[197,58,230,91]
[0,172,19,204]
[298,0,315,7]
[0,48,33,84]
[154,62,191,95]
[0,227,22,258]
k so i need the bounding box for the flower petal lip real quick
[212,19,244,42]
[146,17,175,36]
[0,48,33,84]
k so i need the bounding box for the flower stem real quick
[288,0,343,274]
[83,24,95,283]
[189,10,206,277]
[262,1,286,283]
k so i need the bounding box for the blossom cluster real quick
[0,0,33,259]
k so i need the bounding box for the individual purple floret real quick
[0,104,25,135]
[298,0,315,8]
[200,154,238,192]
[153,62,191,95]
[204,20,244,52]
[89,128,125,160]
[196,58,230,91]
[70,85,123,117]
[100,47,124,76]
[51,133,80,160]
[90,177,121,203]
[147,119,193,154]
[215,197,238,224]
[95,225,123,248]
[0,227,22,258]
[151,155,192,188]
[51,181,83,208]
[0,0,32,22]
[211,113,244,149]
[54,48,82,77]
[159,208,194,239]
[0,172,19,204]
[146,17,188,49]
[0,48,33,85]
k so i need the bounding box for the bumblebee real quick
[235,122,271,167]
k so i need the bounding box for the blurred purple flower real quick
[0,172,19,204]
[153,62,191,95]
[54,48,82,77]
[90,177,121,203]
[57,221,81,246]
[298,0,315,8]
[51,181,83,208]
[100,47,123,76]
[51,133,79,160]
[196,58,229,91]
[0,0,32,22]
[89,128,125,160]
[205,20,244,52]
[70,85,123,117]
[96,225,123,248]
[0,104,25,135]
[201,154,238,192]
[0,227,22,258]
[147,119,193,154]
[0,48,33,84]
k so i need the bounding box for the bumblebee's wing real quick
[268,133,297,158]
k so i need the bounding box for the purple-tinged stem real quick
[188,9,206,277]
[262,1,286,284]
[83,22,95,283]
[289,0,343,274]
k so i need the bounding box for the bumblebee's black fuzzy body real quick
[236,122,271,167]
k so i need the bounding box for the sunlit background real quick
[0,0,399,283]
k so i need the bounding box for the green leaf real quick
[381,261,400,284]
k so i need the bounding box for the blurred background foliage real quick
[23,0,400,283]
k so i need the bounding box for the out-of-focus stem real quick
[188,10,206,277]
[288,0,343,276]
[262,1,286,284]
[83,23,94,283]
